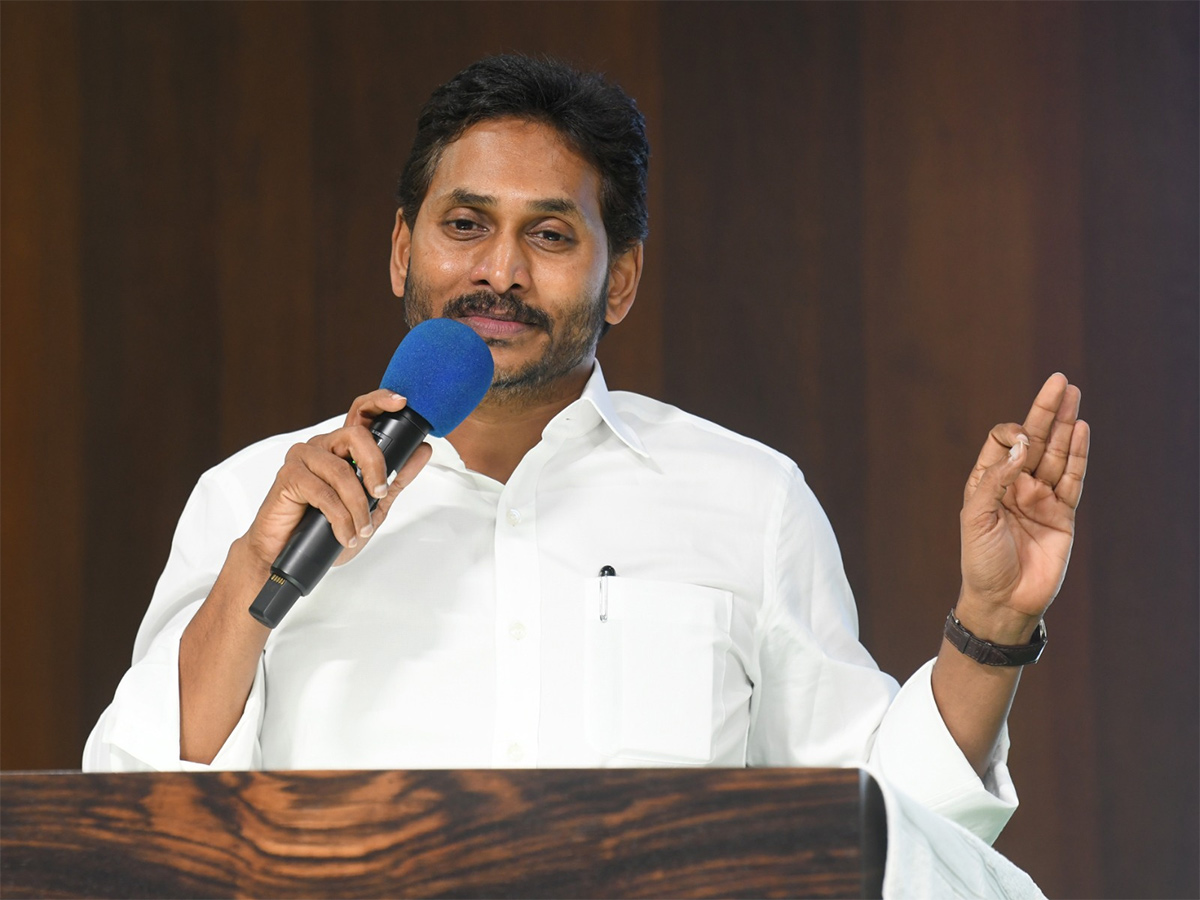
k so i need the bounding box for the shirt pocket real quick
[583,576,733,765]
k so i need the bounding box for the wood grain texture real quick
[0,768,885,899]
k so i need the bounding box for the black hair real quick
[397,54,649,258]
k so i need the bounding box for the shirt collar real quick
[567,361,650,458]
[427,361,649,471]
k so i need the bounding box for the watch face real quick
[1025,621,1048,664]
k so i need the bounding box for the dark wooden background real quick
[2,3,1196,898]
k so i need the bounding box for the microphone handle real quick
[248,407,432,628]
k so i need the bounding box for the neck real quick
[445,361,593,483]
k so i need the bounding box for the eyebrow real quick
[447,188,581,218]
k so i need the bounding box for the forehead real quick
[424,118,604,221]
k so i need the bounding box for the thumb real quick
[965,432,1028,517]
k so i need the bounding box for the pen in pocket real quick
[599,565,616,622]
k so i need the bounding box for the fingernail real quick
[348,536,359,549]
[372,484,388,498]
[391,393,404,403]
[1008,435,1029,462]
[359,523,374,538]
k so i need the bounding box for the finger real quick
[372,442,433,523]
[273,448,362,550]
[1021,373,1069,474]
[965,423,1027,501]
[344,389,408,429]
[294,441,378,545]
[1032,383,1081,486]
[325,423,394,504]
[1054,419,1090,509]
[963,431,1028,520]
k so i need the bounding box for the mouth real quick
[444,291,551,342]
[457,313,537,340]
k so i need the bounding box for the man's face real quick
[391,118,639,405]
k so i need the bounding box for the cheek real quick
[541,256,609,300]
[419,241,468,284]
[409,224,470,283]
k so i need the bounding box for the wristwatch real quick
[944,609,1047,666]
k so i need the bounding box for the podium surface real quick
[1,767,886,898]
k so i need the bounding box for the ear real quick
[604,243,643,325]
[390,208,412,297]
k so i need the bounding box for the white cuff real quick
[870,659,1017,844]
[872,773,1045,899]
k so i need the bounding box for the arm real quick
[932,373,1091,776]
[743,462,1018,840]
[178,390,431,764]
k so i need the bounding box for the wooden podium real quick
[1,767,886,898]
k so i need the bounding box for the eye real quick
[531,227,573,245]
[441,219,487,243]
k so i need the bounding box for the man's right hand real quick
[242,390,433,573]
[178,390,433,765]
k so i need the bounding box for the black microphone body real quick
[248,407,431,629]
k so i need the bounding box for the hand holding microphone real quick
[246,318,493,628]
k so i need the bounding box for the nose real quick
[470,231,529,295]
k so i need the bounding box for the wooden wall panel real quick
[0,1,85,774]
[72,2,228,742]
[858,6,1098,895]
[1078,4,1199,897]
[210,3,320,445]
[657,2,870,587]
[1,3,1195,898]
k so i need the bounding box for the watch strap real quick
[944,609,1047,666]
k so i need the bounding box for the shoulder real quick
[610,390,803,488]
[194,414,345,496]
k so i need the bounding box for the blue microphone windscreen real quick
[379,319,494,437]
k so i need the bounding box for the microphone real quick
[248,318,494,628]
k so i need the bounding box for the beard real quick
[403,268,609,406]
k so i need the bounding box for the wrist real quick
[953,589,1043,644]
[944,608,1047,667]
[232,533,277,580]
[206,536,275,615]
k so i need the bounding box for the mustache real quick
[443,291,551,330]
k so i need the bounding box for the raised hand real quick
[957,373,1091,640]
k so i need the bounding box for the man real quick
[85,55,1089,846]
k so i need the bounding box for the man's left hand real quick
[956,373,1091,642]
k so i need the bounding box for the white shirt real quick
[84,365,1017,843]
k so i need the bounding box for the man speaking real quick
[84,54,1090,846]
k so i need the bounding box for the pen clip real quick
[599,565,616,623]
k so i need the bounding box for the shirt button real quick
[509,622,526,641]
[505,508,522,526]
[506,742,524,763]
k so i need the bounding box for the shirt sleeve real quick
[81,433,295,772]
[746,465,1016,844]
[82,600,266,772]
[869,659,1017,845]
